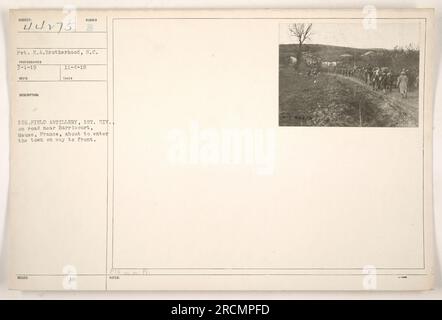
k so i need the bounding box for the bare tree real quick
[288,23,313,69]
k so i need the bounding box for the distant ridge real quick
[279,43,387,62]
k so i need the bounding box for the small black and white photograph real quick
[279,22,421,127]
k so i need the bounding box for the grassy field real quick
[279,66,418,127]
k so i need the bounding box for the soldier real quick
[397,70,409,98]
[366,66,373,85]
[372,68,379,90]
[386,72,393,93]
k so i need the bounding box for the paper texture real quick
[8,8,435,290]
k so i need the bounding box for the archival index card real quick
[8,8,435,290]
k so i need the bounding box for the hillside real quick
[279,43,419,76]
[279,70,418,127]
[279,44,375,62]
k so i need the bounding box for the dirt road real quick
[279,67,418,127]
[331,73,418,124]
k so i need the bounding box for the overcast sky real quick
[279,22,420,50]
